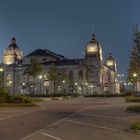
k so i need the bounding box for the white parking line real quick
[66,120,119,132]
[41,132,62,140]
[21,107,86,140]
[82,113,127,120]
[0,111,34,121]
[0,107,47,121]
[124,115,140,120]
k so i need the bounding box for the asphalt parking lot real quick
[0,97,140,140]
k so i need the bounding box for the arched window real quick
[69,71,73,80]
[6,73,11,81]
[6,73,12,86]
[79,71,83,80]
[44,72,49,81]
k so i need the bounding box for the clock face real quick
[106,60,114,66]
[87,46,98,53]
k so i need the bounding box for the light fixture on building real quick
[124,83,127,86]
[38,75,42,79]
[75,82,77,86]
[22,82,25,86]
[62,80,65,83]
[85,83,88,86]
[9,81,12,84]
[117,74,120,77]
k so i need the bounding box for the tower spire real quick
[11,37,16,45]
[92,24,95,34]
[109,48,112,57]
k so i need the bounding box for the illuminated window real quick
[6,74,11,81]
[6,74,12,86]
[44,72,49,81]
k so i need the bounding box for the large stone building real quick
[0,34,120,95]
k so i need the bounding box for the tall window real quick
[6,73,12,86]
[79,71,83,80]
[69,71,73,81]
[44,72,49,81]
[44,72,49,87]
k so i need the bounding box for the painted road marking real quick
[21,107,88,140]
[82,113,127,120]
[41,132,62,140]
[0,107,47,121]
[66,119,119,132]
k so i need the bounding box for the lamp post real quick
[0,67,4,72]
[38,75,42,94]
[86,82,88,94]
[75,82,77,94]
[133,73,137,93]
[0,67,4,87]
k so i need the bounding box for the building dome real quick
[3,37,23,65]
[85,34,103,60]
[106,52,117,71]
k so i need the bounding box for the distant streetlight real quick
[0,67,4,72]
[132,73,138,93]
[62,80,65,83]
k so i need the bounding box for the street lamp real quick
[132,73,138,94]
[0,67,4,87]
[74,82,78,94]
[85,83,88,94]
[38,75,42,94]
[0,67,4,72]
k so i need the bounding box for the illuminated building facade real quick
[2,34,120,95]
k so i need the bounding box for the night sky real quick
[0,0,140,76]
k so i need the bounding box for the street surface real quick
[0,97,140,140]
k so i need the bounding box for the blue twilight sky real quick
[0,0,140,76]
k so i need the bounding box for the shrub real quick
[8,95,33,104]
[51,97,59,100]
[121,90,133,96]
[84,93,122,97]
[0,87,10,103]
[131,120,140,131]
[0,103,36,107]
[26,93,78,97]
[125,96,140,102]
[25,97,44,102]
[62,96,71,99]
[127,105,140,112]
